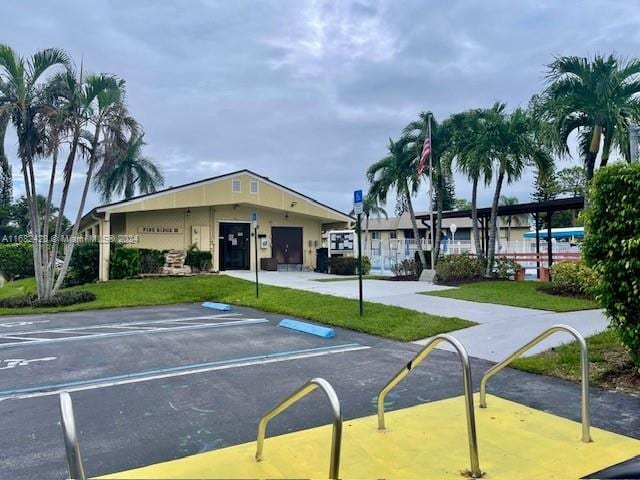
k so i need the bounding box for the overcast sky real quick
[3,0,640,217]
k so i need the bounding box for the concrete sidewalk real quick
[225,271,608,361]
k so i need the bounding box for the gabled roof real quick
[89,169,351,221]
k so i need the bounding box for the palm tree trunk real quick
[433,173,444,262]
[41,146,58,298]
[600,129,613,169]
[585,125,602,181]
[405,189,426,267]
[486,170,505,277]
[53,124,101,294]
[47,126,81,294]
[125,173,134,199]
[471,177,482,256]
[365,214,370,255]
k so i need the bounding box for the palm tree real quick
[349,193,387,253]
[479,104,553,276]
[0,45,70,299]
[446,109,493,257]
[94,133,164,202]
[536,54,640,181]
[499,195,528,243]
[367,138,426,266]
[53,74,138,293]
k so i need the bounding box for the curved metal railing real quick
[479,324,591,443]
[377,334,481,478]
[255,377,342,479]
[59,392,86,480]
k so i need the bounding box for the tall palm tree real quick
[446,109,493,257]
[499,195,528,243]
[367,138,425,266]
[53,74,138,293]
[536,54,640,181]
[479,104,553,276]
[0,44,70,299]
[349,193,387,253]
[94,133,164,202]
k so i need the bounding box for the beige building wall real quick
[82,171,350,281]
[104,205,327,272]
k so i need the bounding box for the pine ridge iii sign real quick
[138,226,184,234]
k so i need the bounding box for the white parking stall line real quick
[0,335,47,342]
[0,318,270,349]
[0,314,249,337]
[0,344,370,401]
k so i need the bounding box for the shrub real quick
[539,261,597,298]
[110,244,140,279]
[0,290,96,308]
[185,249,212,272]
[392,259,420,279]
[492,257,521,280]
[434,253,484,284]
[582,162,640,366]
[360,256,371,275]
[140,248,166,274]
[66,242,99,286]
[0,243,34,280]
[328,256,358,275]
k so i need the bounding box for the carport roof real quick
[415,196,585,221]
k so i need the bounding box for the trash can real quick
[315,248,329,273]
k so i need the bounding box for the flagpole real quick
[428,114,435,270]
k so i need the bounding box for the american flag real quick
[417,130,431,175]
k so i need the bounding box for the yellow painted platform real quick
[103,394,640,479]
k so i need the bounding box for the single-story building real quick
[79,170,351,281]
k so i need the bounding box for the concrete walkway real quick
[225,271,608,361]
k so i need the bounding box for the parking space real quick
[2,303,639,479]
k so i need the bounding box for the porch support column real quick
[99,213,111,282]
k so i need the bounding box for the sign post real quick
[252,212,259,298]
[353,190,364,316]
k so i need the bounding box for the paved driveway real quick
[1,303,637,480]
[225,271,609,361]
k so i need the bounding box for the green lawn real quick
[313,275,391,282]
[0,275,473,342]
[422,280,599,312]
[513,329,640,394]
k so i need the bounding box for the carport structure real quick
[417,196,585,273]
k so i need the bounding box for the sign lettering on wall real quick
[138,226,183,234]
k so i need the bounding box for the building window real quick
[250,180,258,193]
[389,231,397,239]
[371,231,381,240]
[232,179,241,193]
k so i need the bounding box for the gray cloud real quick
[2,0,640,218]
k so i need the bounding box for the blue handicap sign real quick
[353,189,363,204]
[252,212,257,222]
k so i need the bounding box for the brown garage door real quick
[272,227,303,268]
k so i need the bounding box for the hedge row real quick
[583,162,640,367]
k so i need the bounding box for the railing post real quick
[59,392,86,480]
[479,324,591,443]
[255,378,342,479]
[376,334,482,478]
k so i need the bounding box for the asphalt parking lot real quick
[1,303,639,479]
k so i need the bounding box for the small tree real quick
[583,162,640,367]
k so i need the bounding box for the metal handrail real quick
[59,392,86,480]
[479,324,591,443]
[255,377,342,479]
[377,334,481,479]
